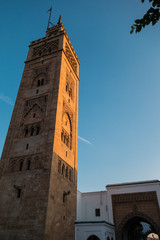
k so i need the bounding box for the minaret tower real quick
[0,17,79,240]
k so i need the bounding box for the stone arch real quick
[87,235,100,240]
[62,112,72,132]
[32,72,47,88]
[117,211,160,240]
[61,112,72,149]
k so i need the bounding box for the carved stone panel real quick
[32,39,59,58]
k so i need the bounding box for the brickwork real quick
[0,22,79,240]
[112,191,160,240]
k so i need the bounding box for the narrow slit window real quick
[69,169,72,181]
[62,164,65,175]
[31,127,34,136]
[37,80,40,87]
[27,159,31,170]
[19,160,23,171]
[24,128,28,137]
[58,160,61,173]
[36,126,40,135]
[17,188,21,198]
[41,79,44,86]
[65,167,68,178]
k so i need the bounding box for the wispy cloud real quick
[78,136,92,145]
[0,93,14,106]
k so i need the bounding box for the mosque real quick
[0,16,159,240]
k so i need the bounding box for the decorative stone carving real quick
[62,101,73,124]
[112,192,157,203]
[61,111,72,149]
[65,43,77,73]
[23,96,47,119]
[65,69,74,101]
[5,154,42,174]
[32,39,59,57]
[58,157,73,182]
[31,66,49,88]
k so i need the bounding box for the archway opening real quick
[122,217,158,240]
[87,235,100,240]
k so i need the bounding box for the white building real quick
[75,180,160,240]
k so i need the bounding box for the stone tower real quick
[0,20,79,240]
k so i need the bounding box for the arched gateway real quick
[110,188,160,240]
[119,213,159,240]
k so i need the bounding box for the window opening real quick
[62,164,65,175]
[36,126,40,135]
[61,131,64,141]
[26,144,29,150]
[17,188,21,198]
[65,167,68,178]
[37,80,40,87]
[41,79,44,86]
[58,160,61,173]
[27,159,31,170]
[19,160,23,171]
[69,169,71,180]
[33,113,36,118]
[31,127,34,136]
[24,128,28,137]
[95,208,100,217]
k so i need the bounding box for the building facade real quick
[76,180,160,240]
[0,20,79,240]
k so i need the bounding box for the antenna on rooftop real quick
[47,7,54,29]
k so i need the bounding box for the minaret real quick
[0,18,79,240]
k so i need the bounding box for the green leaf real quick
[130,29,134,34]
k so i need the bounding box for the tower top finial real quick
[57,15,62,24]
[47,7,54,29]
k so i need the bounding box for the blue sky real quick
[0,0,160,192]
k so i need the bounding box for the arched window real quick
[66,136,69,147]
[36,126,40,135]
[41,78,44,86]
[66,83,69,92]
[61,113,72,149]
[70,134,72,150]
[65,167,68,178]
[69,88,72,98]
[62,164,65,176]
[27,159,31,170]
[37,80,40,87]
[24,128,28,137]
[19,159,23,171]
[61,130,64,141]
[64,134,66,144]
[31,127,34,136]
[58,160,61,173]
[69,169,72,181]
